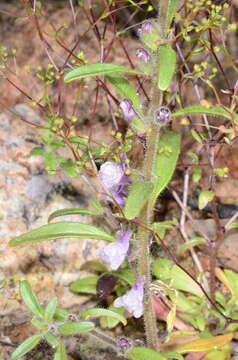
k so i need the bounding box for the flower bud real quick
[136,48,151,63]
[138,21,152,35]
[154,106,171,127]
[120,99,138,123]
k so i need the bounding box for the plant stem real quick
[137,79,162,350]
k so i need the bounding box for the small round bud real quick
[117,337,131,350]
[136,48,151,63]
[138,21,152,35]
[154,106,171,127]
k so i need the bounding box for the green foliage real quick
[158,45,176,91]
[150,130,181,207]
[64,63,142,82]
[124,181,154,219]
[9,222,115,246]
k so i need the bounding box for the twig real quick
[179,169,210,292]
[171,189,211,242]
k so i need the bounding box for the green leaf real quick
[48,208,98,223]
[223,269,238,299]
[29,147,44,156]
[58,321,95,335]
[114,268,135,285]
[80,260,108,273]
[100,306,125,329]
[11,334,42,360]
[198,190,214,210]
[158,45,176,91]
[167,0,178,28]
[31,319,48,331]
[152,258,204,297]
[192,167,202,183]
[45,332,60,348]
[124,181,154,220]
[190,129,203,144]
[151,130,181,207]
[53,341,67,360]
[20,280,44,318]
[54,307,69,322]
[175,333,234,354]
[81,308,127,326]
[44,296,58,322]
[162,352,184,360]
[151,220,177,241]
[106,74,140,110]
[9,221,115,246]
[45,152,57,172]
[70,276,98,294]
[172,105,233,121]
[127,346,166,360]
[64,63,142,83]
[177,237,206,255]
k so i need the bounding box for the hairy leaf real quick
[20,280,44,318]
[158,45,176,91]
[127,347,166,360]
[9,222,115,246]
[11,334,42,360]
[81,308,127,325]
[106,74,140,109]
[70,276,98,295]
[172,105,234,121]
[58,321,95,335]
[48,208,98,222]
[124,181,154,220]
[150,130,181,207]
[64,63,142,82]
[53,342,67,360]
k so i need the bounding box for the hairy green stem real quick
[137,80,163,350]
[158,0,170,39]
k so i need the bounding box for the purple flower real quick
[120,99,139,123]
[154,106,171,127]
[138,21,152,35]
[98,160,130,206]
[136,48,151,63]
[114,277,145,318]
[96,231,132,270]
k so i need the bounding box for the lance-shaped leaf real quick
[20,280,44,318]
[48,208,98,223]
[150,130,181,207]
[158,45,176,91]
[11,334,42,360]
[177,237,206,255]
[127,346,166,360]
[58,321,95,335]
[9,221,115,246]
[124,181,154,220]
[172,104,234,121]
[70,276,98,295]
[53,341,67,360]
[106,74,140,110]
[81,308,127,326]
[175,333,234,354]
[64,63,142,83]
[152,258,204,298]
[44,296,58,322]
[167,0,178,28]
